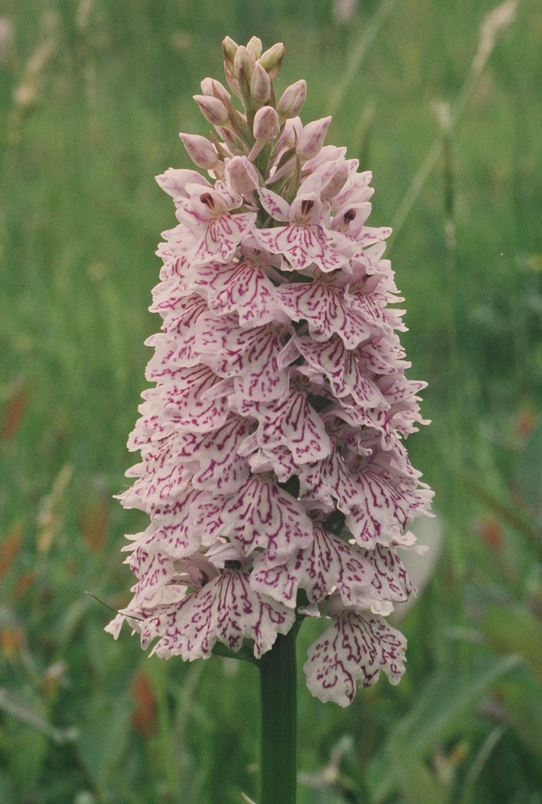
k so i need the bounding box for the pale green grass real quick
[1,1,541,802]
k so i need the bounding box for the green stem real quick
[259,628,297,804]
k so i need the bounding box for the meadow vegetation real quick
[1,0,541,801]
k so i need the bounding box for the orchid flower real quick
[106,36,434,804]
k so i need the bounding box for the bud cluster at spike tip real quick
[106,36,434,707]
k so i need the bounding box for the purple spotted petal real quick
[149,274,191,317]
[142,571,295,660]
[119,456,192,510]
[196,315,293,401]
[145,332,200,378]
[145,295,212,377]
[127,548,177,607]
[119,490,210,561]
[244,442,300,483]
[345,468,433,549]
[185,212,257,265]
[297,444,361,513]
[355,225,392,249]
[236,389,332,466]
[259,187,290,222]
[155,365,232,434]
[277,282,372,348]
[256,223,354,273]
[294,334,384,408]
[303,613,407,706]
[251,525,411,612]
[190,414,251,494]
[219,475,313,561]
[187,257,277,328]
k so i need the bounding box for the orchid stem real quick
[259,628,297,804]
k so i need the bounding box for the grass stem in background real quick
[434,99,465,581]
[327,0,399,118]
[390,0,519,244]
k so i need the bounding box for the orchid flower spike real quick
[107,36,433,709]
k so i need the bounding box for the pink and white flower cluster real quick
[106,36,433,707]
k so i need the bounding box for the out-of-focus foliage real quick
[0,0,541,802]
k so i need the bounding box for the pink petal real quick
[294,334,384,408]
[132,488,209,557]
[190,414,251,494]
[297,444,361,513]
[144,571,295,660]
[345,468,432,549]
[197,316,293,402]
[128,549,177,607]
[297,116,332,160]
[189,258,277,328]
[191,212,257,265]
[238,389,332,466]
[251,526,412,612]
[256,223,354,273]
[149,365,231,434]
[259,187,290,222]
[277,281,372,348]
[303,613,407,706]
[155,168,210,198]
[220,475,313,561]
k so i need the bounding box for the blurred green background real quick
[1,0,542,802]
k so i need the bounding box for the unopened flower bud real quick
[200,77,231,106]
[179,132,219,169]
[253,105,280,142]
[259,42,285,78]
[246,36,263,60]
[277,79,307,118]
[221,36,238,65]
[217,126,247,155]
[193,94,229,126]
[282,117,303,149]
[226,156,259,196]
[250,62,271,105]
[155,167,209,198]
[296,116,332,160]
[234,45,254,102]
[234,45,254,79]
[321,161,350,202]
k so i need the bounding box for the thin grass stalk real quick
[435,101,465,582]
[390,0,520,245]
[327,0,400,117]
